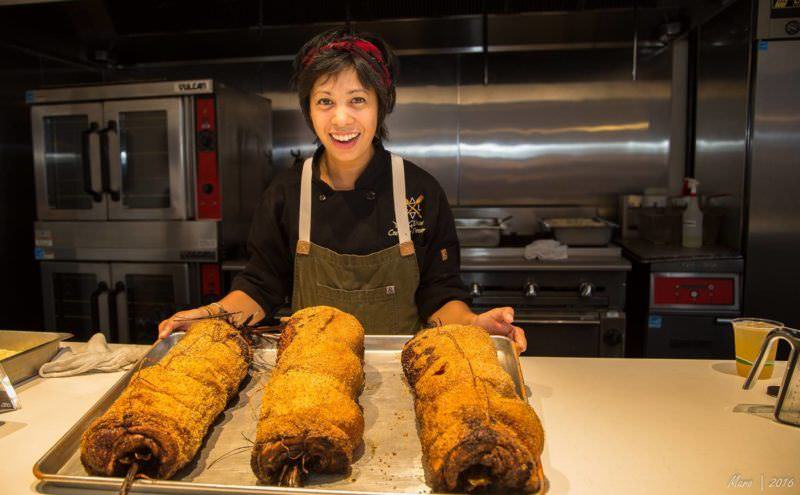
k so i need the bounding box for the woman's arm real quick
[427,300,528,354]
[427,300,474,326]
[157,290,266,339]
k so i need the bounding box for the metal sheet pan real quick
[34,334,531,494]
[541,217,615,246]
[0,331,72,385]
[454,217,511,247]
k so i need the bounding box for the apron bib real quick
[291,154,421,334]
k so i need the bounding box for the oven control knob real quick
[524,282,539,298]
[198,130,216,151]
[470,282,482,298]
[603,329,623,346]
[579,282,595,298]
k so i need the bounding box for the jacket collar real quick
[310,142,391,193]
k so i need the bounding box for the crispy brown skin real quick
[251,306,365,484]
[402,325,545,493]
[80,319,251,479]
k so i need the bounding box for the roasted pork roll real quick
[402,325,545,493]
[80,318,251,479]
[251,305,365,486]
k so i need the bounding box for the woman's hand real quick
[157,306,211,340]
[157,291,265,341]
[471,307,527,354]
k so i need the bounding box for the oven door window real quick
[104,97,186,220]
[44,115,92,210]
[124,273,178,345]
[52,272,99,340]
[118,110,171,209]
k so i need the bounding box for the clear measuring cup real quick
[743,326,800,427]
[731,318,783,378]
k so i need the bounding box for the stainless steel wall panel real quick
[694,0,751,250]
[745,39,800,327]
[215,85,273,258]
[384,55,460,203]
[458,49,673,205]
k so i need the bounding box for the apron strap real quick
[297,153,414,257]
[296,157,313,255]
[391,154,415,256]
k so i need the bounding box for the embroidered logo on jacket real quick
[388,195,426,237]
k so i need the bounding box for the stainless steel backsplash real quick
[268,48,678,207]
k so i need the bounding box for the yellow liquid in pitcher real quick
[733,320,779,379]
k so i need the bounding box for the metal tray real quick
[541,217,614,246]
[455,217,511,247]
[34,334,530,494]
[0,330,72,384]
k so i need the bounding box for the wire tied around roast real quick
[80,318,251,488]
[250,306,366,487]
[402,325,546,493]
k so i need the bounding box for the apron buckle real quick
[399,241,415,257]
[296,240,311,255]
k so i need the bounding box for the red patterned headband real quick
[302,38,393,88]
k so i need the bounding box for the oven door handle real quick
[110,281,129,343]
[90,281,109,336]
[81,122,102,202]
[99,120,121,201]
[514,318,601,325]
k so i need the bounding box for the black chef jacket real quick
[231,143,471,322]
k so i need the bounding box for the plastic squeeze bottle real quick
[682,178,703,248]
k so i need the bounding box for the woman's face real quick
[309,67,378,164]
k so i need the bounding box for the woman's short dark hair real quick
[291,28,398,142]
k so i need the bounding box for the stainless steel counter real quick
[618,238,742,263]
[224,248,634,273]
[461,247,632,272]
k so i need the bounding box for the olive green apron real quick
[291,153,422,334]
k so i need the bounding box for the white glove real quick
[39,333,144,378]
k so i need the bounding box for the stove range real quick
[461,246,631,357]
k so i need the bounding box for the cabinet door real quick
[31,104,107,220]
[41,262,111,341]
[111,263,192,344]
[645,314,735,359]
[103,98,188,220]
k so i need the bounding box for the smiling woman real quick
[292,29,396,144]
[158,28,527,354]
[307,70,380,188]
[291,30,393,190]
